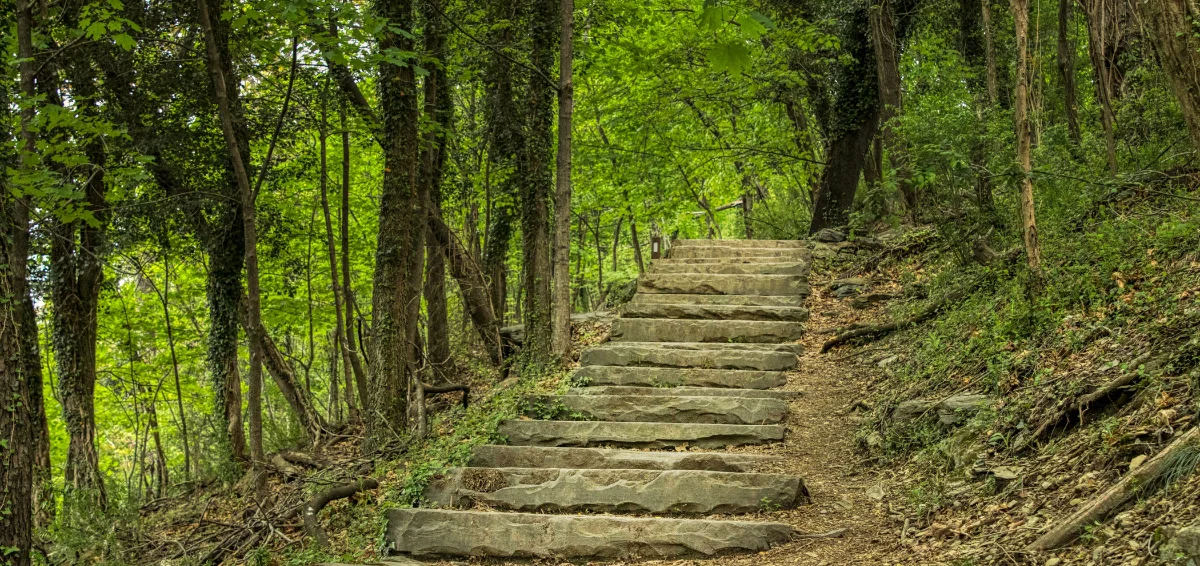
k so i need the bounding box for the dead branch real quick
[820,289,965,353]
[302,478,379,548]
[1020,352,1156,449]
[1027,427,1199,551]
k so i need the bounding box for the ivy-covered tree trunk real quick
[1057,0,1081,144]
[552,0,574,360]
[1135,0,1200,150]
[202,0,250,468]
[53,45,111,511]
[421,0,452,375]
[483,0,523,326]
[809,5,879,234]
[369,0,422,440]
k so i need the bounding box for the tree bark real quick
[1058,0,1081,144]
[518,0,558,370]
[1081,0,1120,176]
[1011,0,1043,284]
[1,5,38,559]
[197,0,268,467]
[428,214,504,365]
[871,0,916,219]
[421,0,452,375]
[981,0,999,105]
[629,210,645,274]
[1134,0,1200,149]
[320,78,356,425]
[552,0,575,360]
[369,0,422,440]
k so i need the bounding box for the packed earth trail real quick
[345,238,912,565]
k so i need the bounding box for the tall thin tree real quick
[1011,0,1043,284]
[552,0,575,360]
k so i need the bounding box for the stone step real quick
[468,445,782,472]
[568,385,800,399]
[522,394,788,424]
[621,302,811,322]
[386,509,795,559]
[423,467,808,514]
[498,420,785,448]
[649,260,809,275]
[669,246,812,260]
[631,293,807,307]
[673,239,806,249]
[580,343,798,371]
[573,366,788,388]
[609,318,804,343]
[639,273,809,296]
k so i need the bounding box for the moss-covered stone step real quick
[467,445,782,472]
[631,293,807,307]
[385,509,795,559]
[522,394,788,424]
[579,342,799,371]
[571,366,788,388]
[620,302,809,322]
[668,246,812,260]
[497,420,785,449]
[672,239,806,249]
[638,273,810,296]
[423,467,808,514]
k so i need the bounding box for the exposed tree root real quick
[1027,427,1199,551]
[820,288,965,353]
[302,478,379,548]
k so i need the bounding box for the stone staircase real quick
[386,239,812,561]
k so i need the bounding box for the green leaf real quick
[734,14,768,39]
[706,41,751,75]
[114,33,136,50]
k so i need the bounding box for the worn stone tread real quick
[639,273,810,297]
[649,260,809,275]
[580,343,798,371]
[630,293,807,307]
[668,247,812,260]
[386,509,796,559]
[672,239,806,249]
[572,366,788,388]
[467,445,782,472]
[522,394,788,424]
[567,385,800,399]
[498,420,785,448]
[423,467,808,514]
[620,303,810,322]
[610,318,805,343]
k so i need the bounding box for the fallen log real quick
[820,288,965,353]
[303,478,380,548]
[1026,426,1200,551]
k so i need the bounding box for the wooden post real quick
[650,236,662,259]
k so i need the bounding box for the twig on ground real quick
[820,289,965,353]
[302,478,380,548]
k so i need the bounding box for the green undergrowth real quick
[282,366,574,565]
[854,182,1200,469]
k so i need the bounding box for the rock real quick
[669,246,812,260]
[497,420,786,449]
[567,386,800,399]
[638,273,810,297]
[501,311,616,346]
[877,354,900,368]
[579,342,798,371]
[813,228,846,243]
[386,509,795,559]
[649,260,810,275]
[467,445,782,472]
[571,366,788,389]
[610,318,805,344]
[423,467,808,514]
[630,293,807,308]
[620,303,811,322]
[851,293,896,309]
[990,466,1020,480]
[1171,523,1200,560]
[866,483,885,501]
[521,394,788,425]
[893,394,990,425]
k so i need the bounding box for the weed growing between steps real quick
[814,189,1200,564]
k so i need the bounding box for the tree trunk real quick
[1,5,38,559]
[428,214,504,365]
[809,5,880,234]
[321,84,355,424]
[871,0,916,219]
[552,0,575,360]
[629,210,645,274]
[1011,0,1043,284]
[1135,0,1200,149]
[339,102,367,418]
[421,0,452,375]
[611,216,623,272]
[197,0,268,467]
[257,328,328,438]
[517,0,558,370]
[155,251,191,481]
[1081,0,1119,176]
[981,0,999,105]
[53,44,110,511]
[1058,0,1081,144]
[369,0,422,440]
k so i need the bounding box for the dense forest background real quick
[2,0,1200,563]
